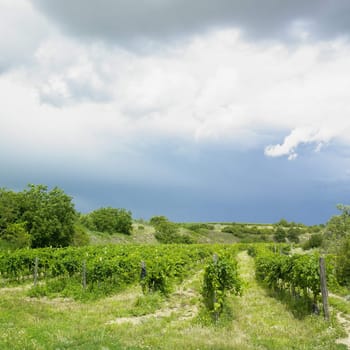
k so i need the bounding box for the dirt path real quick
[0,284,32,293]
[106,270,201,325]
[330,293,350,349]
[336,312,350,349]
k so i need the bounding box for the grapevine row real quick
[0,244,242,298]
[249,244,336,303]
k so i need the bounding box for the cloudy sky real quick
[1,0,350,224]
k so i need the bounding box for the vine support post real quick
[34,257,38,287]
[140,261,147,293]
[82,260,87,290]
[319,257,330,321]
[213,254,219,323]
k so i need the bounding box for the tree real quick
[0,185,76,248]
[0,188,22,233]
[273,226,286,242]
[336,236,350,286]
[324,204,350,252]
[276,218,289,227]
[286,227,300,243]
[150,216,194,244]
[82,207,132,235]
[302,233,323,250]
[21,185,77,247]
[0,222,31,248]
[149,215,168,227]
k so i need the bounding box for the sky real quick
[1,0,350,224]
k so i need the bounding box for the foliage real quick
[0,185,76,248]
[22,185,76,247]
[276,218,289,227]
[252,245,339,313]
[0,244,229,299]
[183,223,215,233]
[72,224,90,246]
[201,255,242,320]
[81,207,132,235]
[302,233,323,250]
[221,223,272,242]
[149,215,169,227]
[0,222,31,249]
[151,216,194,244]
[324,204,350,252]
[0,188,22,232]
[286,227,301,243]
[273,226,286,242]
[336,236,350,287]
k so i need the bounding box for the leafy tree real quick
[273,226,286,242]
[0,188,22,233]
[150,216,194,244]
[326,205,350,238]
[276,218,289,227]
[286,227,301,243]
[321,204,350,285]
[324,204,350,252]
[21,185,77,247]
[0,222,31,248]
[0,185,76,248]
[336,236,350,286]
[149,215,168,227]
[82,207,132,235]
[302,233,323,250]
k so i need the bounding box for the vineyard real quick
[0,243,348,349]
[0,244,242,302]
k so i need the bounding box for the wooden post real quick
[34,257,38,287]
[213,254,218,323]
[140,261,147,293]
[140,261,146,279]
[82,260,87,290]
[319,257,330,321]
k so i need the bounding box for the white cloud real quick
[0,0,49,72]
[1,26,350,163]
[264,127,335,159]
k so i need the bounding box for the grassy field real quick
[0,250,347,349]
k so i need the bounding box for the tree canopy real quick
[0,184,76,248]
[80,207,133,235]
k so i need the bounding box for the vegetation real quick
[0,185,76,248]
[303,233,323,250]
[1,184,350,348]
[201,254,242,320]
[150,216,194,244]
[0,248,345,349]
[80,207,133,235]
[0,244,227,300]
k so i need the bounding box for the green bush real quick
[336,237,350,286]
[81,207,133,235]
[273,227,286,243]
[202,256,242,320]
[302,233,323,250]
[152,217,195,244]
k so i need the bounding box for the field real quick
[0,243,348,350]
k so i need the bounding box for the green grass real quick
[0,250,346,349]
[88,222,275,245]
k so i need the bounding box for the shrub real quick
[302,233,323,250]
[82,207,133,235]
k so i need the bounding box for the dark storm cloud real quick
[0,137,345,224]
[30,0,350,42]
